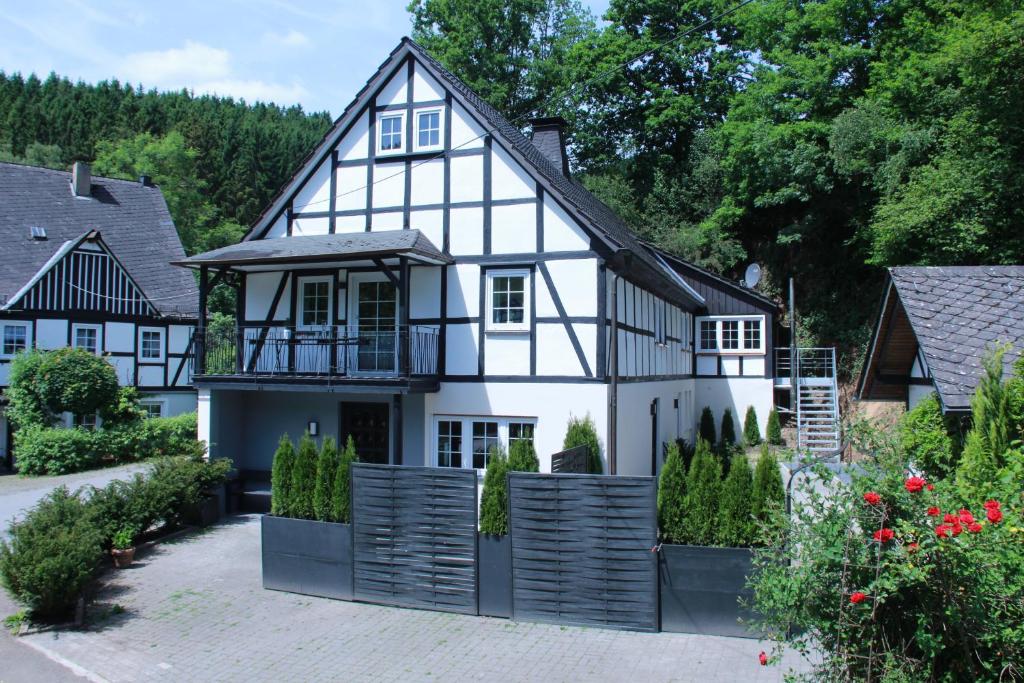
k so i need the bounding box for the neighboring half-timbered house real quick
[180,38,826,489]
[0,162,197,465]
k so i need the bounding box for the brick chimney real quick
[529,117,570,177]
[71,161,92,197]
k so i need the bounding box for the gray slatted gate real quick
[351,464,478,614]
[508,473,658,632]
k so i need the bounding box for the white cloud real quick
[194,79,309,105]
[121,40,230,83]
[264,29,310,48]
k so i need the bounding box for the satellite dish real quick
[743,263,762,289]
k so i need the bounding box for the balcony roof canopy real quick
[174,230,453,271]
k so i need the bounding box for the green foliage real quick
[270,434,295,517]
[331,436,358,524]
[899,393,956,479]
[751,444,785,540]
[699,406,716,445]
[313,437,340,522]
[563,414,602,474]
[656,440,687,544]
[682,439,722,546]
[0,488,104,620]
[6,348,119,428]
[100,387,146,427]
[743,406,761,447]
[717,454,753,547]
[479,449,510,536]
[13,426,102,475]
[957,346,1016,499]
[507,438,539,473]
[111,528,135,551]
[766,408,783,446]
[720,408,736,447]
[4,350,49,428]
[288,433,318,520]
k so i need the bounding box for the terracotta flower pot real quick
[112,547,136,568]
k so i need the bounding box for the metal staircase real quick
[775,347,840,454]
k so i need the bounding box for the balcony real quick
[194,324,440,391]
[773,347,836,387]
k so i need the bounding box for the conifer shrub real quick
[657,440,687,544]
[898,393,956,479]
[957,346,1016,500]
[718,454,753,547]
[331,436,358,523]
[674,438,696,473]
[479,448,510,535]
[507,438,539,472]
[289,432,318,520]
[766,408,783,446]
[743,406,761,447]
[270,434,295,517]
[699,406,716,445]
[682,439,722,546]
[563,414,602,474]
[720,408,736,448]
[751,444,785,541]
[313,436,339,522]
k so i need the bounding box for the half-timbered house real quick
[0,161,197,465]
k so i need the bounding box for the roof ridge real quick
[0,160,161,188]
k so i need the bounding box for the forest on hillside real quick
[1,0,1022,377]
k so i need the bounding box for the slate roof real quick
[0,162,195,317]
[178,230,451,267]
[890,266,1024,411]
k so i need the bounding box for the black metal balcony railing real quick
[199,324,439,378]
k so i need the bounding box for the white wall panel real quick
[0,364,10,385]
[335,214,365,233]
[410,267,441,319]
[335,165,368,211]
[138,364,165,387]
[265,214,288,238]
[449,155,483,203]
[696,355,717,376]
[372,212,405,231]
[446,264,479,317]
[535,323,584,376]
[412,66,445,101]
[490,203,536,254]
[450,102,485,149]
[378,69,408,107]
[484,333,530,376]
[695,377,774,438]
[542,197,590,252]
[372,162,406,208]
[168,325,192,354]
[409,209,444,250]
[545,259,597,316]
[616,378,696,476]
[109,356,134,385]
[721,356,740,376]
[410,159,445,206]
[337,112,370,161]
[572,322,597,375]
[491,145,534,200]
[245,272,288,321]
[743,357,766,376]
[105,322,135,353]
[292,158,331,212]
[291,216,330,236]
[449,206,484,255]
[36,319,67,349]
[444,323,478,375]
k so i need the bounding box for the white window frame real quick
[377,112,406,155]
[696,315,765,355]
[0,321,31,359]
[138,326,165,363]
[139,399,167,419]
[432,415,538,473]
[72,323,103,356]
[485,269,530,333]
[297,275,334,330]
[413,107,444,152]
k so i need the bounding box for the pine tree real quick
[718,454,753,547]
[766,409,783,446]
[289,432,318,520]
[743,406,761,447]
[270,434,295,517]
[563,414,602,474]
[699,407,716,445]
[751,444,785,543]
[720,408,736,447]
[657,440,687,544]
[312,436,339,522]
[508,438,539,472]
[682,439,722,546]
[479,450,510,535]
[331,436,358,523]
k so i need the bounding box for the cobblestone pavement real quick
[21,516,813,682]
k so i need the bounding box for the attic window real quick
[30,226,46,240]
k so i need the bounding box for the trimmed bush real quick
[682,439,721,546]
[313,436,340,522]
[4,350,50,428]
[14,426,102,475]
[899,393,956,479]
[331,436,358,523]
[479,449,510,535]
[743,406,761,447]
[508,438,539,472]
[290,432,318,520]
[699,406,716,444]
[0,487,104,620]
[270,434,295,517]
[657,440,687,544]
[718,454,753,547]
[720,408,736,447]
[563,414,602,474]
[751,444,785,541]
[766,408,783,446]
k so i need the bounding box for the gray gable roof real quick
[0,162,195,317]
[891,266,1024,411]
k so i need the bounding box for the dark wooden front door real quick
[340,401,390,464]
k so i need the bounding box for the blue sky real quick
[0,0,610,117]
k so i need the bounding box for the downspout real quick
[608,271,619,476]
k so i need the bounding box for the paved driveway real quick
[18,515,812,682]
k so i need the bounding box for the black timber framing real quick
[537,262,592,377]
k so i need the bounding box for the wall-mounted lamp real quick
[308,420,319,437]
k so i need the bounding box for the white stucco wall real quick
[694,376,775,438]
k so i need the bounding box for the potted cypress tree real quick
[478,445,511,618]
[262,432,355,600]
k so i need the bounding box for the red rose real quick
[936,525,951,538]
[905,476,926,493]
[863,492,882,506]
[850,591,867,604]
[873,528,894,543]
[958,509,975,524]
[926,484,935,491]
[983,500,1001,511]
[968,522,983,533]
[951,522,963,536]
[943,513,958,524]
[927,507,940,517]
[759,651,768,666]
[907,542,920,552]
[987,508,1003,524]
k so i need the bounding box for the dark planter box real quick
[261,515,353,601]
[659,544,759,639]
[478,533,511,618]
[184,495,221,527]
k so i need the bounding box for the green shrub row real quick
[271,433,358,523]
[0,456,231,620]
[699,405,782,451]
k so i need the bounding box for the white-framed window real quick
[72,323,102,355]
[486,270,530,332]
[0,321,30,358]
[433,415,538,472]
[297,276,333,329]
[72,412,98,430]
[138,327,165,362]
[414,108,443,151]
[378,112,405,153]
[696,315,765,354]
[139,400,165,419]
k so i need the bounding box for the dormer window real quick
[416,109,442,150]
[379,113,404,153]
